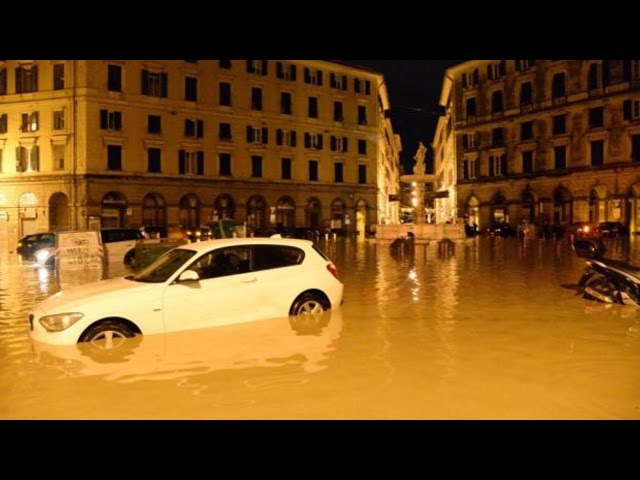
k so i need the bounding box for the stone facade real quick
[433,60,640,235]
[0,60,400,248]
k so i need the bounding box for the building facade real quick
[434,59,640,234]
[0,59,399,249]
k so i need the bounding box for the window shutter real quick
[341,75,347,91]
[317,134,323,150]
[261,60,268,75]
[161,73,168,97]
[463,161,469,180]
[16,147,23,171]
[21,113,28,131]
[15,67,23,93]
[31,66,38,91]
[114,111,122,130]
[246,61,254,73]
[304,132,311,148]
[141,69,149,95]
[197,151,204,175]
[276,129,283,146]
[330,73,336,88]
[178,150,186,174]
[100,109,108,129]
[262,127,268,144]
[276,61,283,78]
[246,126,254,143]
[462,135,468,149]
[343,137,348,152]
[31,145,39,170]
[197,120,204,138]
[365,80,371,95]
[624,99,632,120]
[330,136,337,151]
[290,130,297,147]
[290,65,296,81]
[354,79,361,93]
[317,71,323,86]
[489,157,494,177]
[304,68,310,83]
[501,154,507,175]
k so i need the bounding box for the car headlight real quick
[39,313,84,332]
[35,249,51,264]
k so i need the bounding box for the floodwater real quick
[1,237,640,419]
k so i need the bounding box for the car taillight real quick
[327,262,339,280]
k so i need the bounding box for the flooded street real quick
[1,237,640,419]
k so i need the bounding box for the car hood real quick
[39,276,156,314]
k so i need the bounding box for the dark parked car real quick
[598,221,629,237]
[485,222,517,238]
[570,222,602,240]
[16,232,56,259]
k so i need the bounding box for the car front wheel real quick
[79,320,136,349]
[290,293,328,316]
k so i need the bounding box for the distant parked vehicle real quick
[17,232,56,259]
[598,221,629,238]
[569,222,602,240]
[485,222,517,238]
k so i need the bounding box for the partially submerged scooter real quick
[573,239,640,305]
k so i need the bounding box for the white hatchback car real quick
[29,237,343,346]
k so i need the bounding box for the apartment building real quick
[433,60,640,234]
[0,59,400,249]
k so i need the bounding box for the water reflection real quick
[2,238,640,419]
[30,309,342,384]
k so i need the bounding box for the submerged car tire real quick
[583,275,621,304]
[290,293,329,316]
[79,320,136,349]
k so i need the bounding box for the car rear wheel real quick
[124,250,136,266]
[79,320,136,349]
[290,293,328,316]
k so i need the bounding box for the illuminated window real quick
[20,112,39,132]
[489,154,506,177]
[330,135,348,153]
[51,144,65,169]
[463,158,477,180]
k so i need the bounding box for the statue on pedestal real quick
[413,141,427,176]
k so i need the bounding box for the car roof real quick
[176,237,314,253]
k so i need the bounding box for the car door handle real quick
[241,277,257,283]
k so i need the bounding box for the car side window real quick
[191,247,250,280]
[251,245,304,272]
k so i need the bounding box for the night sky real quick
[344,60,460,174]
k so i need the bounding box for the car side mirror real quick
[178,269,200,282]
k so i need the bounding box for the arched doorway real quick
[306,198,322,229]
[142,193,166,229]
[553,186,572,227]
[467,195,480,228]
[214,194,235,221]
[491,191,508,224]
[179,194,200,229]
[101,191,128,228]
[19,192,39,237]
[521,189,537,224]
[246,195,267,230]
[276,196,296,228]
[356,199,368,240]
[48,192,69,231]
[330,198,346,231]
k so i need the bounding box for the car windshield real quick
[130,248,197,283]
